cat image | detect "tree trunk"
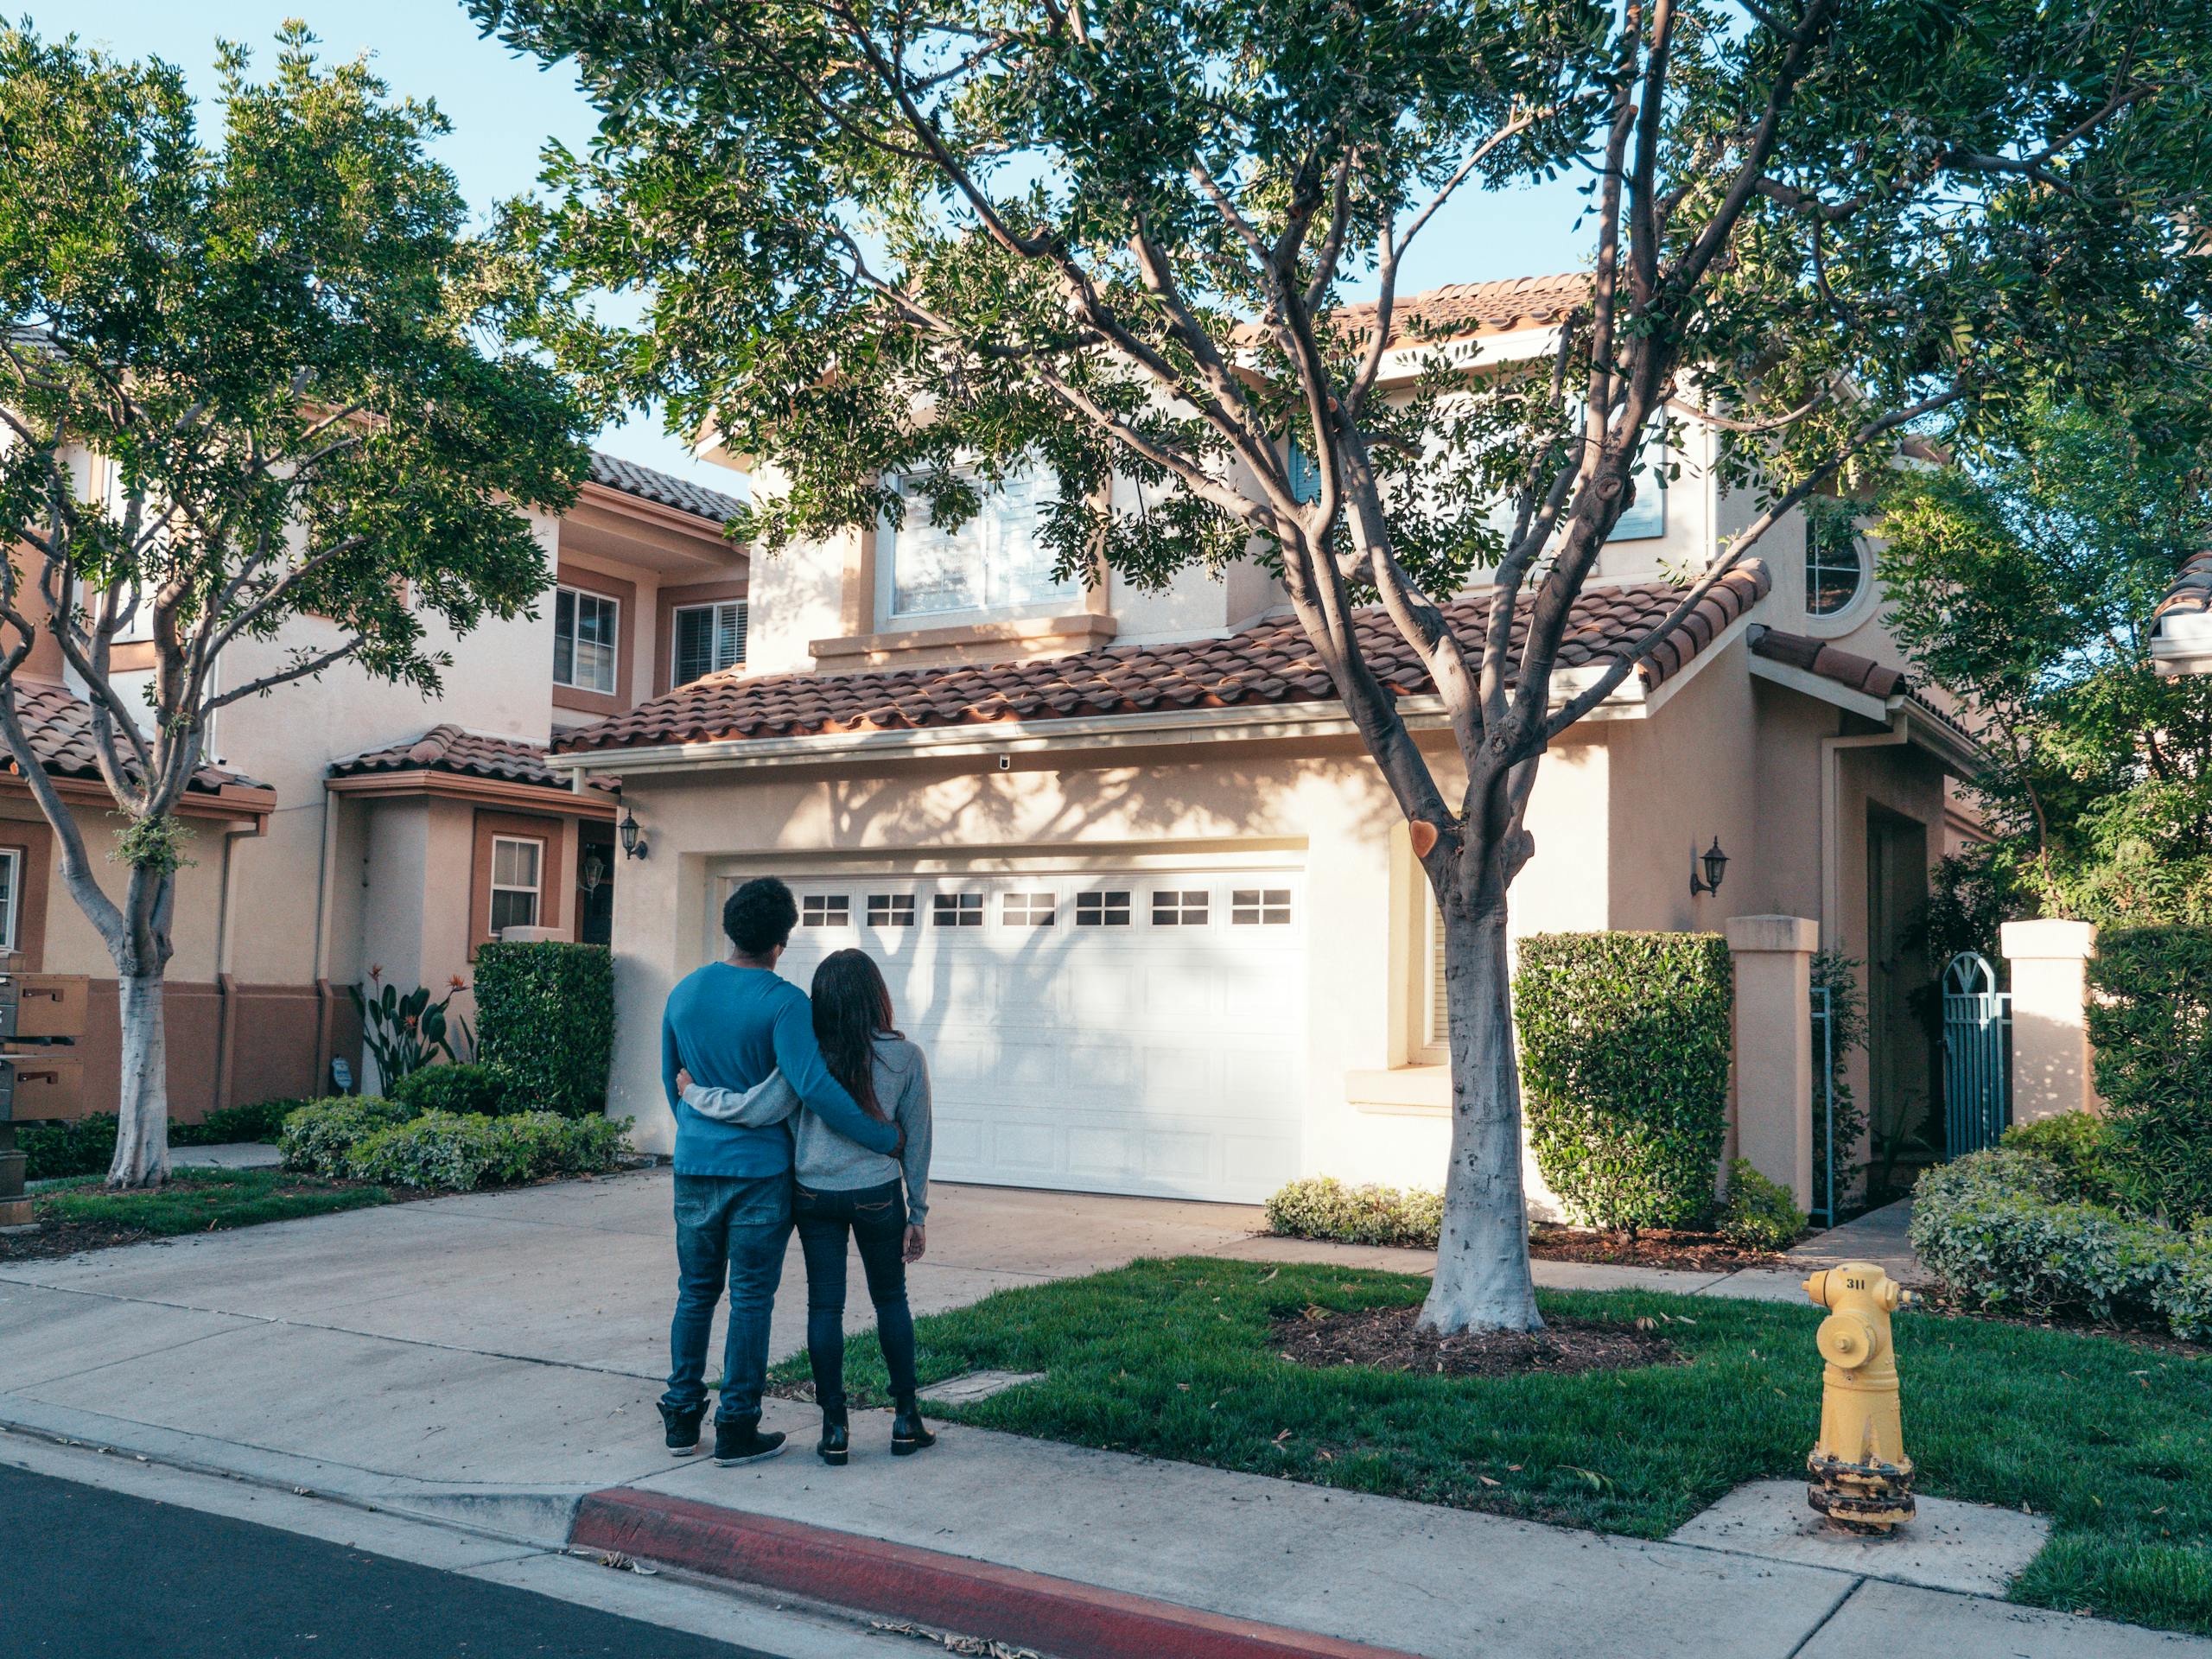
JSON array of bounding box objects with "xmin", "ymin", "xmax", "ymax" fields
[
  {"xmin": 105, "ymin": 970, "xmax": 170, "ymax": 1190},
  {"xmin": 1418, "ymin": 894, "xmax": 1543, "ymax": 1333}
]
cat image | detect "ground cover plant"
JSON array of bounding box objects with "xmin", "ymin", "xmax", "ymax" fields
[
  {"xmin": 19, "ymin": 1167, "xmax": 391, "ymax": 1249},
  {"xmin": 775, "ymin": 1256, "xmax": 2212, "ymax": 1635}
]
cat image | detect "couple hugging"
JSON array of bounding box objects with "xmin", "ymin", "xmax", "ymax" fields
[{"xmin": 656, "ymin": 875, "xmax": 935, "ymax": 1469}]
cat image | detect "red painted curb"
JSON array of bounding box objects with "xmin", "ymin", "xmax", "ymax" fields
[{"xmin": 571, "ymin": 1486, "xmax": 1421, "ymax": 1659}]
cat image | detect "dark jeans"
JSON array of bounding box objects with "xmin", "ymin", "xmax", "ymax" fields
[
  {"xmin": 663, "ymin": 1172, "xmax": 791, "ymax": 1423},
  {"xmin": 794, "ymin": 1178, "xmax": 916, "ymax": 1407}
]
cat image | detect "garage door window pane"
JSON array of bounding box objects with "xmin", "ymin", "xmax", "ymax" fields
[
  {"xmin": 933, "ymin": 893, "xmax": 984, "ymax": 926},
  {"xmin": 1151, "ymin": 890, "xmax": 1209, "ymax": 926},
  {"xmin": 1230, "ymin": 888, "xmax": 1293, "ymax": 925},
  {"xmin": 867, "ymin": 894, "xmax": 917, "ymax": 927},
  {"xmin": 801, "ymin": 894, "xmax": 850, "ymax": 928},
  {"xmin": 1075, "ymin": 891, "xmax": 1131, "ymax": 926},
  {"xmin": 1002, "ymin": 893, "xmax": 1055, "ymax": 926}
]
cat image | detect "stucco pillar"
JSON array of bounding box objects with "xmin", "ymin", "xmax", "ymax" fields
[
  {"xmin": 1726, "ymin": 915, "xmax": 1819, "ymax": 1210},
  {"xmin": 2000, "ymin": 918, "xmax": 2101, "ymax": 1122}
]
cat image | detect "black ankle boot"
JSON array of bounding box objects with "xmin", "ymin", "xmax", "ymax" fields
[
  {"xmin": 890, "ymin": 1393, "xmax": 936, "ymax": 1456},
  {"xmin": 817, "ymin": 1398, "xmax": 849, "ymax": 1466},
  {"xmin": 712, "ymin": 1414, "xmax": 786, "ymax": 1466}
]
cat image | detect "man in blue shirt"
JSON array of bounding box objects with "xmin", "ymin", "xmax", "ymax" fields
[{"xmin": 658, "ymin": 876, "xmax": 901, "ymax": 1465}]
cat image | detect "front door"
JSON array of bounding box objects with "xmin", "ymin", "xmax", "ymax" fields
[{"xmin": 1865, "ymin": 810, "xmax": 1934, "ymax": 1174}]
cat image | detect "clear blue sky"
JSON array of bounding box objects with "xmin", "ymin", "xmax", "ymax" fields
[{"xmin": 36, "ymin": 2, "xmax": 1592, "ymax": 484}]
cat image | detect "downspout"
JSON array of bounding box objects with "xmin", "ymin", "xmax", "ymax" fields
[
  {"xmin": 1819, "ymin": 711, "xmax": 1909, "ymax": 949},
  {"xmin": 311, "ymin": 783, "xmax": 342, "ymax": 1092}
]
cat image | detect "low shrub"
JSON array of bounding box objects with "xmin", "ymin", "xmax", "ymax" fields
[
  {"xmin": 1516, "ymin": 931, "xmax": 1732, "ymax": 1231},
  {"xmin": 1911, "ymin": 1148, "xmax": 2173, "ymax": 1323},
  {"xmin": 1716, "ymin": 1160, "xmax": 1807, "ymax": 1251},
  {"xmin": 2155, "ymin": 1230, "xmax": 2212, "ymax": 1344},
  {"xmin": 21, "ymin": 1116, "xmax": 118, "ymax": 1182},
  {"xmin": 2000, "ymin": 1111, "xmax": 2130, "ymax": 1209},
  {"xmin": 344, "ymin": 1109, "xmax": 630, "ymax": 1192},
  {"xmin": 473, "ymin": 941, "xmax": 613, "ymax": 1118},
  {"xmin": 391, "ymin": 1063, "xmax": 518, "ymax": 1118},
  {"xmin": 2088, "ymin": 925, "xmax": 2212, "ymax": 1225},
  {"xmin": 277, "ymin": 1096, "xmax": 414, "ymax": 1176},
  {"xmin": 1264, "ymin": 1177, "xmax": 1442, "ymax": 1249},
  {"xmin": 176, "ymin": 1097, "xmax": 310, "ymax": 1147}
]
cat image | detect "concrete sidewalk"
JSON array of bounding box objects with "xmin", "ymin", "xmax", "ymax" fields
[{"xmin": 0, "ymin": 1172, "xmax": 2161, "ymax": 1659}]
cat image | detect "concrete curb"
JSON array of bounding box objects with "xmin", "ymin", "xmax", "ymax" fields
[{"xmin": 569, "ymin": 1485, "xmax": 1424, "ymax": 1659}]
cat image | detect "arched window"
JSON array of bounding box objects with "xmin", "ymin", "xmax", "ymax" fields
[{"xmin": 1806, "ymin": 514, "xmax": 1865, "ymax": 616}]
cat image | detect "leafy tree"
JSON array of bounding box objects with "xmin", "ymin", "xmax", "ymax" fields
[
  {"xmin": 477, "ymin": 0, "xmax": 2212, "ymax": 1328},
  {"xmin": 0, "ymin": 27, "xmax": 590, "ymax": 1186},
  {"xmin": 1881, "ymin": 398, "xmax": 2212, "ymax": 929}
]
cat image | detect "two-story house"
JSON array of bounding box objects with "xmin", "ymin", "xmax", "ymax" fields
[
  {"xmin": 549, "ymin": 274, "xmax": 1980, "ymax": 1212},
  {"xmin": 3, "ymin": 451, "xmax": 745, "ymax": 1114}
]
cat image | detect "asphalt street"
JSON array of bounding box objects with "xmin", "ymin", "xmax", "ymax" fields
[{"xmin": 0, "ymin": 1464, "xmax": 791, "ymax": 1659}]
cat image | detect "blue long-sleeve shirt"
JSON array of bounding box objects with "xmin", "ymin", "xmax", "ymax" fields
[{"xmin": 660, "ymin": 962, "xmax": 899, "ymax": 1177}]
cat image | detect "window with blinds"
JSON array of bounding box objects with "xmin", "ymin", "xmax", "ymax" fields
[
  {"xmin": 674, "ymin": 601, "xmax": 747, "ymax": 685},
  {"xmin": 1426, "ymin": 899, "xmax": 1449, "ymax": 1056}
]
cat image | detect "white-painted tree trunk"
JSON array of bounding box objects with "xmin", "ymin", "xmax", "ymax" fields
[
  {"xmin": 1418, "ymin": 897, "xmax": 1543, "ymax": 1333},
  {"xmin": 105, "ymin": 971, "xmax": 170, "ymax": 1189}
]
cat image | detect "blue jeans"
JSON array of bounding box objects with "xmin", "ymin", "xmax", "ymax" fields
[
  {"xmin": 794, "ymin": 1178, "xmax": 917, "ymax": 1406},
  {"xmin": 663, "ymin": 1172, "xmax": 791, "ymax": 1423}
]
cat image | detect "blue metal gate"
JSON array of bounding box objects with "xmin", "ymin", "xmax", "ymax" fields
[{"xmin": 1942, "ymin": 952, "xmax": 2011, "ymax": 1157}]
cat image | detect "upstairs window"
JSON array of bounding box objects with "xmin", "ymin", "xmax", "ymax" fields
[
  {"xmin": 884, "ymin": 469, "xmax": 1074, "ymax": 617},
  {"xmin": 675, "ymin": 600, "xmax": 747, "ymax": 685},
  {"xmin": 0, "ymin": 847, "xmax": 19, "ymax": 953},
  {"xmin": 554, "ymin": 588, "xmax": 620, "ymax": 694},
  {"xmin": 1806, "ymin": 514, "xmax": 1866, "ymax": 616}
]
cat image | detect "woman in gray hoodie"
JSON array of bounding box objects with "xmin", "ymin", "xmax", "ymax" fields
[{"xmin": 676, "ymin": 948, "xmax": 933, "ymax": 1465}]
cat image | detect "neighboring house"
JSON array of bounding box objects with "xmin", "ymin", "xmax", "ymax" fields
[
  {"xmin": 2152, "ymin": 550, "xmax": 2212, "ymax": 676},
  {"xmin": 549, "ymin": 274, "xmax": 1980, "ymax": 1210},
  {"xmin": 2, "ymin": 451, "xmax": 744, "ymax": 1114}
]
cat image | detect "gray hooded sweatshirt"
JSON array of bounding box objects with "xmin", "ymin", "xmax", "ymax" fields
[{"xmin": 680, "ymin": 1033, "xmax": 932, "ymax": 1225}]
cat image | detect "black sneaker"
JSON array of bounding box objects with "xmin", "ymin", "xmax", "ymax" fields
[
  {"xmin": 659, "ymin": 1401, "xmax": 706, "ymax": 1458},
  {"xmin": 713, "ymin": 1415, "xmax": 787, "ymax": 1466}
]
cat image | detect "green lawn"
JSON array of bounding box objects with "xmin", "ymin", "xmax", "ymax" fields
[
  {"xmin": 30, "ymin": 1166, "xmax": 392, "ymax": 1237},
  {"xmin": 773, "ymin": 1256, "xmax": 2212, "ymax": 1637}
]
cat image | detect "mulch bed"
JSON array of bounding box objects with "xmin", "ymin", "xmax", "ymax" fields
[
  {"xmin": 1272, "ymin": 1303, "xmax": 1681, "ymax": 1378},
  {"xmin": 1527, "ymin": 1224, "xmax": 1794, "ymax": 1273}
]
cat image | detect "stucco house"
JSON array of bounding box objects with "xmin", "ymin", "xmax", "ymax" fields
[
  {"xmin": 2153, "ymin": 550, "xmax": 2212, "ymax": 676},
  {"xmin": 2, "ymin": 451, "xmax": 743, "ymax": 1114},
  {"xmin": 547, "ymin": 274, "xmax": 1980, "ymax": 1210}
]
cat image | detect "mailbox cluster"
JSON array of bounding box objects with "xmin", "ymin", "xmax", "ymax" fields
[{"xmin": 0, "ymin": 954, "xmax": 90, "ymax": 1229}]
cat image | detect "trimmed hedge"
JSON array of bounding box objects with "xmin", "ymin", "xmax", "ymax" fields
[
  {"xmin": 23, "ymin": 1097, "xmax": 313, "ymax": 1180},
  {"xmin": 2088, "ymin": 925, "xmax": 2212, "ymax": 1224},
  {"xmin": 1910, "ymin": 1147, "xmax": 2212, "ymax": 1339},
  {"xmin": 346, "ymin": 1109, "xmax": 630, "ymax": 1192},
  {"xmin": 278, "ymin": 1096, "xmax": 414, "ymax": 1176},
  {"xmin": 2000, "ymin": 1110, "xmax": 2128, "ymax": 1208},
  {"xmin": 1264, "ymin": 1177, "xmax": 1442, "ymax": 1249},
  {"xmin": 473, "ymin": 941, "xmax": 614, "ymax": 1118},
  {"xmin": 391, "ymin": 1063, "xmax": 518, "ymax": 1118},
  {"xmin": 1717, "ymin": 1160, "xmax": 1806, "ymax": 1251},
  {"xmin": 1516, "ymin": 931, "xmax": 1733, "ymax": 1230}
]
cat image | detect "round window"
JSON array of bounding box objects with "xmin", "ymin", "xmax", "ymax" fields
[{"xmin": 1805, "ymin": 516, "xmax": 1865, "ymax": 617}]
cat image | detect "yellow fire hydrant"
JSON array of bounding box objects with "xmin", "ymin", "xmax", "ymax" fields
[{"xmin": 1802, "ymin": 1261, "xmax": 1915, "ymax": 1535}]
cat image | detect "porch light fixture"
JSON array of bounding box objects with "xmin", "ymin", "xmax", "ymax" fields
[
  {"xmin": 1690, "ymin": 836, "xmax": 1729, "ymax": 898},
  {"xmin": 619, "ymin": 807, "xmax": 649, "ymax": 861}
]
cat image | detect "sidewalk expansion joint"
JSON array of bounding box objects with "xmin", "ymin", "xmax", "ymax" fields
[{"xmin": 1780, "ymin": 1576, "xmax": 1865, "ymax": 1659}]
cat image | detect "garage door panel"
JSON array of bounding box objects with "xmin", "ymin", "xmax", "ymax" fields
[{"xmin": 737, "ymin": 868, "xmax": 1303, "ymax": 1204}]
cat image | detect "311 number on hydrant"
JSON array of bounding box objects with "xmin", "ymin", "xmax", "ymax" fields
[{"xmin": 1802, "ymin": 1262, "xmax": 1915, "ymax": 1535}]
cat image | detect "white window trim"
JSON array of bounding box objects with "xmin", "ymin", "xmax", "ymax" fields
[
  {"xmin": 874, "ymin": 470, "xmax": 1077, "ymax": 626},
  {"xmin": 1418, "ymin": 897, "xmax": 1449, "ymax": 1065},
  {"xmin": 673, "ymin": 599, "xmax": 748, "ymax": 685},
  {"xmin": 0, "ymin": 846, "xmax": 20, "ymax": 954},
  {"xmin": 489, "ymin": 835, "xmax": 544, "ymax": 933},
  {"xmin": 554, "ymin": 584, "xmax": 622, "ymax": 695}
]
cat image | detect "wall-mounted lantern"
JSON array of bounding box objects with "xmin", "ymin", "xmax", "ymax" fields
[
  {"xmin": 1690, "ymin": 836, "xmax": 1729, "ymax": 898},
  {"xmin": 619, "ymin": 807, "xmax": 650, "ymax": 861}
]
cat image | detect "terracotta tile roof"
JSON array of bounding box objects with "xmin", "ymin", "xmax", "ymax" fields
[
  {"xmin": 329, "ymin": 724, "xmax": 613, "ymax": 793},
  {"xmin": 2, "ymin": 680, "xmax": 268, "ymax": 798},
  {"xmin": 1747, "ymin": 626, "xmax": 1908, "ymax": 700},
  {"xmin": 2155, "ymin": 549, "xmax": 2212, "ymax": 621},
  {"xmin": 1331, "ymin": 273, "xmax": 1590, "ymax": 346},
  {"xmin": 556, "ymin": 563, "xmax": 1771, "ymax": 756},
  {"xmin": 588, "ymin": 452, "xmax": 745, "ymax": 526}
]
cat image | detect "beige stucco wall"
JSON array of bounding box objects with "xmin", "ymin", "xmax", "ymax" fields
[{"xmin": 0, "ymin": 794, "xmax": 232, "ymax": 980}]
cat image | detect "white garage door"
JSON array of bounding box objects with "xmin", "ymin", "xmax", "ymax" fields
[{"xmin": 740, "ymin": 865, "xmax": 1306, "ymax": 1203}]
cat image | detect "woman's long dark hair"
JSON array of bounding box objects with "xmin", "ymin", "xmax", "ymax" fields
[{"xmin": 811, "ymin": 949, "xmax": 901, "ymax": 1121}]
